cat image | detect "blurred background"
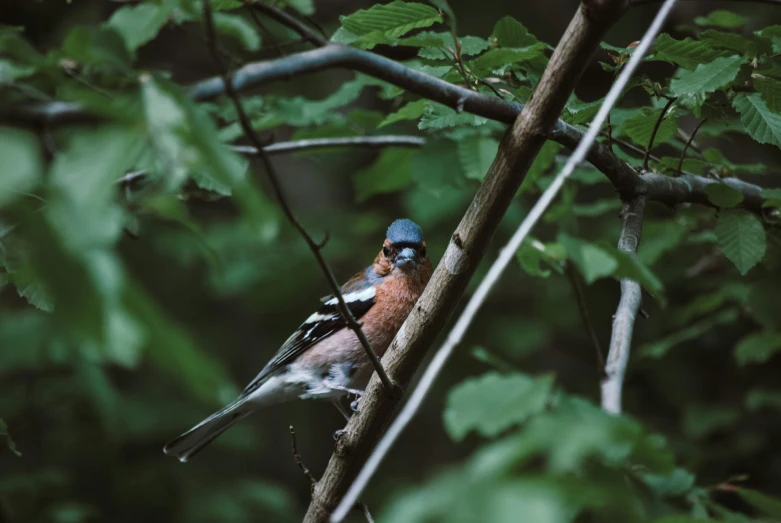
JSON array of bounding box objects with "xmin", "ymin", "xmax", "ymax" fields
[{"xmin": 2, "ymin": 1, "xmax": 781, "ymax": 522}]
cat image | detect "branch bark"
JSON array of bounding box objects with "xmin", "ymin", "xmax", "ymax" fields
[
  {"xmin": 303, "ymin": 1, "xmax": 631, "ymax": 521},
  {"xmin": 4, "ymin": 45, "xmax": 769, "ymax": 215},
  {"xmin": 601, "ymin": 197, "xmax": 646, "ymax": 414}
]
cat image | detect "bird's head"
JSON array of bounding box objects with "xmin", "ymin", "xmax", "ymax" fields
[{"xmin": 376, "ymin": 219, "xmax": 427, "ymax": 275}]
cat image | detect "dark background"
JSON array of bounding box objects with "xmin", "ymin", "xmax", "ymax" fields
[{"xmin": 2, "ymin": 1, "xmax": 781, "ymax": 522}]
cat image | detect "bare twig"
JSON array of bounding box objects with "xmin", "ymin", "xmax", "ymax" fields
[
  {"xmin": 601, "ymin": 198, "xmax": 646, "ymax": 414},
  {"xmin": 114, "ymin": 136, "xmax": 425, "ymax": 185},
  {"xmin": 201, "ymin": 0, "xmax": 395, "ymax": 391},
  {"xmin": 642, "ymin": 96, "xmax": 676, "ymax": 171},
  {"xmin": 565, "ymin": 262, "xmax": 606, "ymax": 373},
  {"xmin": 330, "ymin": 1, "xmax": 678, "ymax": 520},
  {"xmin": 606, "ymin": 111, "xmax": 613, "ymax": 153},
  {"xmin": 676, "ymin": 118, "xmax": 707, "ymax": 177},
  {"xmin": 249, "ymin": 2, "xmax": 328, "ymax": 46},
  {"xmin": 290, "ymin": 426, "xmax": 317, "ymax": 491}
]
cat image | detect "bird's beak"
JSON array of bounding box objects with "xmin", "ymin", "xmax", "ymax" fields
[{"xmin": 395, "ymin": 247, "xmax": 417, "ymax": 268}]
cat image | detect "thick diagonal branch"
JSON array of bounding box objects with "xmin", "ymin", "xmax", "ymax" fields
[
  {"xmin": 201, "ymin": 0, "xmax": 394, "ymax": 391},
  {"xmin": 601, "ymin": 198, "xmax": 646, "ymax": 414},
  {"xmin": 303, "ymin": 1, "xmax": 631, "ymax": 521}
]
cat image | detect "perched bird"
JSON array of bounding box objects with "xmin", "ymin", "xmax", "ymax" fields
[{"xmin": 164, "ymin": 219, "xmax": 433, "ymax": 462}]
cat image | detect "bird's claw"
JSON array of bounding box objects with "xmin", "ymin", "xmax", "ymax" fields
[
  {"xmin": 333, "ymin": 428, "xmax": 345, "ymax": 440},
  {"xmin": 350, "ymin": 397, "xmax": 361, "ymax": 412}
]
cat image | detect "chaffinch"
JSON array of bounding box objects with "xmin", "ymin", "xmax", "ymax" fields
[{"xmin": 164, "ymin": 219, "xmax": 433, "ymax": 462}]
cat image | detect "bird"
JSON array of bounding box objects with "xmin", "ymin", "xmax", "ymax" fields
[{"xmin": 163, "ymin": 218, "xmax": 433, "ymax": 462}]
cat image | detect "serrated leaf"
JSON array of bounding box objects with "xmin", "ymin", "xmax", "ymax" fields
[
  {"xmin": 763, "ymin": 187, "xmax": 781, "ymax": 208},
  {"xmin": 107, "ymin": 3, "xmax": 172, "ymax": 53},
  {"xmin": 715, "ymin": 208, "xmax": 767, "ymax": 275},
  {"xmin": 733, "ymin": 93, "xmax": 781, "ymax": 149},
  {"xmin": 699, "ymin": 30, "xmax": 757, "ymax": 55},
  {"xmin": 0, "ymin": 127, "xmax": 43, "ymax": 207},
  {"xmin": 652, "ymin": 34, "xmax": 731, "ymax": 70},
  {"xmin": 443, "ymin": 372, "xmax": 554, "ymax": 441},
  {"xmin": 419, "ymin": 102, "xmax": 488, "ymax": 129},
  {"xmin": 353, "ymin": 148, "xmax": 413, "ymax": 201},
  {"xmin": 213, "ymin": 12, "xmax": 261, "ymax": 51},
  {"xmin": 695, "ymin": 10, "xmax": 745, "ymax": 29},
  {"xmin": 754, "ymin": 76, "xmax": 781, "ymax": 113},
  {"xmin": 520, "ymin": 141, "xmax": 560, "ymax": 193},
  {"xmin": 623, "ymin": 108, "xmax": 679, "ymax": 148},
  {"xmin": 670, "ymin": 55, "xmax": 743, "ymax": 105},
  {"xmin": 335, "ymin": 1, "xmax": 443, "ymax": 50},
  {"xmin": 378, "ymin": 99, "xmax": 427, "ymax": 127},
  {"xmin": 0, "ymin": 418, "xmax": 21, "ymax": 457},
  {"xmin": 735, "ymin": 330, "xmax": 781, "ymax": 365},
  {"xmin": 412, "ymin": 33, "xmax": 490, "ymax": 59},
  {"xmin": 564, "ymin": 98, "xmax": 603, "ymax": 125},
  {"xmin": 491, "ymin": 16, "xmax": 540, "ymax": 48},
  {"xmin": 704, "ymin": 182, "xmax": 744, "ymax": 208},
  {"xmin": 457, "ymin": 136, "xmax": 499, "ymax": 180}
]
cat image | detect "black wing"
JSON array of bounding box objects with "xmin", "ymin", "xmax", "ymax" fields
[{"xmin": 240, "ymin": 283, "xmax": 376, "ymax": 397}]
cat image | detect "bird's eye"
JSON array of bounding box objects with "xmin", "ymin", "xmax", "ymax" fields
[
  {"xmin": 383, "ymin": 246, "xmax": 391, "ymax": 256},
  {"xmin": 420, "ymin": 247, "xmax": 427, "ymax": 257}
]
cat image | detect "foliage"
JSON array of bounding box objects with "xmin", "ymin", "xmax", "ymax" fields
[{"xmin": 1, "ymin": 1, "xmax": 780, "ymax": 523}]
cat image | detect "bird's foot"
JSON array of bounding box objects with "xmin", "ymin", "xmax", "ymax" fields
[{"xmin": 333, "ymin": 429, "xmax": 345, "ymax": 440}]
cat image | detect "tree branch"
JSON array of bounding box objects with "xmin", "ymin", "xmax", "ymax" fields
[
  {"xmin": 329, "ymin": 1, "xmax": 677, "ymax": 519},
  {"xmin": 601, "ymin": 197, "xmax": 646, "ymax": 414},
  {"xmin": 290, "ymin": 425, "xmax": 317, "ymax": 492},
  {"xmin": 676, "ymin": 118, "xmax": 706, "ymax": 177},
  {"xmin": 201, "ymin": 0, "xmax": 395, "ymax": 391},
  {"xmin": 4, "ymin": 43, "xmax": 769, "ymax": 216},
  {"xmin": 643, "ymin": 96, "xmax": 676, "ymax": 171}
]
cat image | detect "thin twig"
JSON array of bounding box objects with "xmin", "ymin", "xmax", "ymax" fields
[
  {"xmin": 330, "ymin": 1, "xmax": 678, "ymax": 519},
  {"xmin": 606, "ymin": 111, "xmax": 613, "ymax": 153},
  {"xmin": 290, "ymin": 426, "xmax": 317, "ymax": 491},
  {"xmin": 565, "ymin": 262, "xmax": 606, "ymax": 373},
  {"xmin": 642, "ymin": 97, "xmax": 676, "ymax": 171},
  {"xmin": 201, "ymin": 0, "xmax": 395, "ymax": 391},
  {"xmin": 676, "ymin": 118, "xmax": 707, "ymax": 177},
  {"xmin": 249, "ymin": 2, "xmax": 328, "ymax": 46},
  {"xmin": 355, "ymin": 503, "xmax": 375, "ymax": 523},
  {"xmin": 114, "ymin": 136, "xmax": 425, "ymax": 185},
  {"xmin": 245, "ymin": 4, "xmax": 286, "ymax": 57},
  {"xmin": 601, "ymin": 198, "xmax": 646, "ymax": 414}
]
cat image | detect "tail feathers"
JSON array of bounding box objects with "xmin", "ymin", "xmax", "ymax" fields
[{"xmin": 164, "ymin": 400, "xmax": 250, "ymax": 462}]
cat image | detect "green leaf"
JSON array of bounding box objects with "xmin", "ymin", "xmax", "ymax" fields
[
  {"xmin": 378, "ymin": 99, "xmax": 427, "ymax": 127},
  {"xmin": 520, "ymin": 141, "xmax": 561, "ymax": 193},
  {"xmin": 457, "ymin": 136, "xmax": 499, "ymax": 180},
  {"xmin": 62, "ymin": 26, "xmax": 131, "ymax": 68},
  {"xmin": 735, "ymin": 330, "xmax": 781, "ymax": 365},
  {"xmin": 466, "ymin": 44, "xmax": 546, "ymax": 74},
  {"xmin": 735, "ymin": 488, "xmax": 781, "ymax": 517},
  {"xmin": 652, "ymin": 34, "xmax": 731, "ymax": 70},
  {"xmin": 754, "ymin": 76, "xmax": 781, "ymax": 113},
  {"xmin": 443, "ymin": 372, "xmax": 554, "ymax": 441},
  {"xmin": 763, "ymin": 187, "xmax": 781, "ymax": 208},
  {"xmin": 733, "ymin": 93, "xmax": 781, "ymax": 149},
  {"xmin": 700, "ymin": 30, "xmax": 757, "ymax": 55},
  {"xmin": 0, "ymin": 418, "xmax": 21, "ymax": 457},
  {"xmin": 695, "ymin": 10, "xmax": 745, "ymax": 29},
  {"xmin": 106, "ymin": 3, "xmax": 172, "ymax": 53},
  {"xmin": 213, "ymin": 12, "xmax": 261, "ymax": 51},
  {"xmin": 419, "ymin": 102, "xmax": 488, "ymax": 129},
  {"xmin": 704, "ymin": 182, "xmax": 744, "ymax": 208},
  {"xmin": 715, "ymin": 209, "xmax": 767, "ymax": 275},
  {"xmin": 334, "ymin": 1, "xmax": 443, "ymax": 50},
  {"xmin": 623, "ymin": 108, "xmax": 679, "ymax": 148},
  {"xmin": 0, "ymin": 127, "xmax": 43, "ymax": 207},
  {"xmin": 559, "ymin": 234, "xmax": 664, "ymax": 300},
  {"xmin": 413, "ymin": 33, "xmax": 490, "ymax": 59},
  {"xmin": 670, "ymin": 55, "xmax": 743, "ymax": 104},
  {"xmin": 746, "ymin": 388, "xmax": 781, "ymax": 411},
  {"xmin": 353, "ymin": 148, "xmax": 413, "ymax": 201},
  {"xmin": 558, "ymin": 234, "xmax": 617, "ymax": 284},
  {"xmin": 563, "ymin": 98, "xmax": 603, "ymax": 125},
  {"xmin": 491, "ymin": 16, "xmax": 540, "ymax": 48},
  {"xmin": 683, "ymin": 404, "xmax": 740, "ymax": 439}
]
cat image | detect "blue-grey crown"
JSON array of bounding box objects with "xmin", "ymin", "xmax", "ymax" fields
[{"xmin": 387, "ymin": 219, "xmax": 423, "ymax": 245}]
